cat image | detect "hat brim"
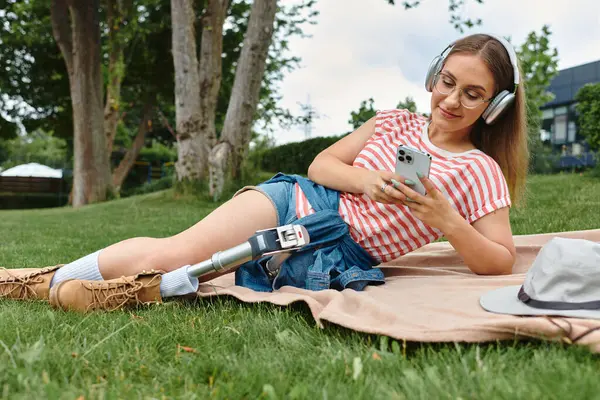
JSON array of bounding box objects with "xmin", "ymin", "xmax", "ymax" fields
[{"xmin": 480, "ymin": 285, "xmax": 600, "ymax": 320}]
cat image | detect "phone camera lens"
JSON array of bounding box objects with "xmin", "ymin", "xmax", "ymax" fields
[
  {"xmin": 399, "ymin": 150, "xmax": 405, "ymax": 156},
  {"xmin": 398, "ymin": 156, "xmax": 405, "ymax": 162},
  {"xmin": 406, "ymin": 156, "xmax": 412, "ymax": 162}
]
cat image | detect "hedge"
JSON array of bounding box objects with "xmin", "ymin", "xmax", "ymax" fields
[{"xmin": 257, "ymin": 134, "xmax": 345, "ymax": 174}]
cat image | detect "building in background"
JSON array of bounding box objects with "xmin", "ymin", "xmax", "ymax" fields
[{"xmin": 540, "ymin": 59, "xmax": 600, "ymax": 156}]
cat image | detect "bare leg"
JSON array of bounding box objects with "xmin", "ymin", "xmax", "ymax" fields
[{"xmin": 98, "ymin": 190, "xmax": 277, "ymax": 280}]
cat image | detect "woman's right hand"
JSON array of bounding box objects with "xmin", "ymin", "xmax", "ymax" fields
[{"xmin": 361, "ymin": 170, "xmax": 415, "ymax": 204}]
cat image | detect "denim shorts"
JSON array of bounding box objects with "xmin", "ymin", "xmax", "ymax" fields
[
  {"xmin": 233, "ymin": 173, "xmax": 385, "ymax": 292},
  {"xmin": 234, "ymin": 180, "xmax": 298, "ymax": 227}
]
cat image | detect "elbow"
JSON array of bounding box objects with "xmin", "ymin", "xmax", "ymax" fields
[
  {"xmin": 307, "ymin": 154, "xmax": 323, "ymax": 182},
  {"xmin": 472, "ymin": 265, "xmax": 512, "ymax": 276},
  {"xmin": 471, "ymin": 253, "xmax": 515, "ymax": 276}
]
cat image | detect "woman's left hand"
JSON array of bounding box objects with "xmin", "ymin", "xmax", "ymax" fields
[{"xmin": 392, "ymin": 175, "xmax": 461, "ymax": 232}]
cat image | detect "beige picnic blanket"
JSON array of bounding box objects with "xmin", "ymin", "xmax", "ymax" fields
[{"xmin": 197, "ymin": 229, "xmax": 600, "ymax": 352}]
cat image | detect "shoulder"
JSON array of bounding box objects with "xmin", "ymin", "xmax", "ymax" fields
[
  {"xmin": 462, "ymin": 151, "xmax": 510, "ymax": 199},
  {"xmin": 467, "ymin": 152, "xmax": 505, "ymax": 179},
  {"xmin": 374, "ymin": 109, "xmax": 427, "ymax": 136}
]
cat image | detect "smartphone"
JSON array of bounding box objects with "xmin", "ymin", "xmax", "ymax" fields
[{"xmin": 394, "ymin": 144, "xmax": 432, "ymax": 197}]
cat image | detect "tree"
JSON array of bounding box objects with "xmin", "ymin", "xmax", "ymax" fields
[
  {"xmin": 50, "ymin": 0, "xmax": 112, "ymax": 206},
  {"xmin": 514, "ymin": 25, "xmax": 559, "ymax": 146},
  {"xmin": 348, "ymin": 96, "xmax": 418, "ymax": 129},
  {"xmin": 1, "ymin": 129, "xmax": 67, "ymax": 170},
  {"xmin": 575, "ymin": 83, "xmax": 600, "ymax": 151},
  {"xmin": 208, "ymin": 0, "xmax": 279, "ymax": 199},
  {"xmin": 386, "ymin": 0, "xmax": 484, "ymax": 32},
  {"xmin": 396, "ymin": 96, "xmax": 417, "ymax": 113},
  {"xmin": 170, "ymin": 0, "xmax": 219, "ymax": 182},
  {"xmin": 1, "ymin": 0, "xmax": 314, "ymax": 202},
  {"xmin": 348, "ymin": 98, "xmax": 376, "ymax": 129}
]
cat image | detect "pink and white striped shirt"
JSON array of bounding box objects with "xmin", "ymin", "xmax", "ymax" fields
[{"xmin": 295, "ymin": 109, "xmax": 511, "ymax": 262}]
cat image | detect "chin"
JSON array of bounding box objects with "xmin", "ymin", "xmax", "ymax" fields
[{"xmin": 432, "ymin": 107, "xmax": 475, "ymax": 131}]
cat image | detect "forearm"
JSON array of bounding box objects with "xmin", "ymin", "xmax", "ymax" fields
[
  {"xmin": 442, "ymin": 214, "xmax": 514, "ymax": 275},
  {"xmin": 307, "ymin": 153, "xmax": 371, "ymax": 194}
]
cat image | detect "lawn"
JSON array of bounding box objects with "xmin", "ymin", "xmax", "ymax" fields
[{"xmin": 1, "ymin": 173, "xmax": 600, "ymax": 399}]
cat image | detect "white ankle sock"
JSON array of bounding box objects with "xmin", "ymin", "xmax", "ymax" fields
[
  {"xmin": 50, "ymin": 250, "xmax": 104, "ymax": 288},
  {"xmin": 159, "ymin": 266, "xmax": 199, "ymax": 298}
]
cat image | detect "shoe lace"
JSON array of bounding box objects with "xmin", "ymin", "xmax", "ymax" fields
[
  {"xmin": 87, "ymin": 274, "xmax": 162, "ymax": 312},
  {"xmin": 0, "ymin": 268, "xmax": 47, "ymax": 299}
]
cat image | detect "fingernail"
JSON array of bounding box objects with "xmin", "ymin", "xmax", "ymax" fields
[
  {"xmin": 404, "ymin": 179, "xmax": 416, "ymax": 186},
  {"xmin": 391, "ymin": 179, "xmax": 401, "ymax": 188},
  {"xmin": 416, "ymin": 172, "xmax": 424, "ymax": 178}
]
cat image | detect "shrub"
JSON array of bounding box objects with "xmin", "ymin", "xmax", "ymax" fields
[{"xmin": 257, "ymin": 135, "xmax": 344, "ymax": 174}]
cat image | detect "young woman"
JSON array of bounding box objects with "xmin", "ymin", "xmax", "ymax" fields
[{"xmin": 0, "ymin": 33, "xmax": 528, "ymax": 312}]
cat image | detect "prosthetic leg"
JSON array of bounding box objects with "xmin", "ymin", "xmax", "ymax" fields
[{"xmin": 187, "ymin": 224, "xmax": 310, "ymax": 280}]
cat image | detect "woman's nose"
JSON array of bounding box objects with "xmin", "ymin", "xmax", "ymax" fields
[{"xmin": 444, "ymin": 88, "xmax": 461, "ymax": 108}]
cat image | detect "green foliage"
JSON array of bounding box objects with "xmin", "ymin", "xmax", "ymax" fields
[
  {"xmin": 514, "ymin": 26, "xmax": 559, "ymax": 163},
  {"xmin": 0, "ymin": 115, "xmax": 18, "ymax": 141},
  {"xmin": 348, "ymin": 98, "xmax": 377, "ymax": 130},
  {"xmin": 0, "ymin": 0, "xmax": 72, "ymax": 143},
  {"xmin": 575, "ymin": 82, "xmax": 600, "ymax": 151},
  {"xmin": 529, "ymin": 145, "xmax": 561, "ymax": 175},
  {"xmin": 120, "ymin": 175, "xmax": 174, "ymax": 198},
  {"xmin": 386, "ymin": 0, "xmax": 484, "ymax": 32},
  {"xmin": 396, "ymin": 96, "xmax": 418, "ymax": 113},
  {"xmin": 258, "ymin": 135, "xmax": 343, "ymax": 174},
  {"xmin": 348, "ymin": 96, "xmax": 418, "ymax": 130},
  {"xmin": 138, "ymin": 139, "xmax": 177, "ymax": 163},
  {"xmin": 0, "ymin": 130, "xmax": 68, "ymax": 170},
  {"xmin": 0, "ymin": 0, "xmax": 318, "ymax": 148},
  {"xmin": 588, "ymin": 159, "xmax": 600, "ymax": 178}
]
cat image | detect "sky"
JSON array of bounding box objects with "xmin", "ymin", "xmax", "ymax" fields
[{"xmin": 271, "ymin": 0, "xmax": 600, "ymax": 144}]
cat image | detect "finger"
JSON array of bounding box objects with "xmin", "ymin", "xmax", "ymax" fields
[
  {"xmin": 386, "ymin": 183, "xmax": 408, "ymax": 202},
  {"xmin": 377, "ymin": 182, "xmax": 395, "ymax": 204},
  {"xmin": 396, "ymin": 182, "xmax": 428, "ymax": 204},
  {"xmin": 389, "ymin": 179, "xmax": 416, "ymax": 198},
  {"xmin": 402, "ymin": 199, "xmax": 425, "ymax": 211},
  {"xmin": 418, "ymin": 174, "xmax": 440, "ymax": 197},
  {"xmin": 391, "ymin": 177, "xmax": 416, "ymax": 187}
]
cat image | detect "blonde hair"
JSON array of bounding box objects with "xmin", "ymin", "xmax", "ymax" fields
[{"xmin": 447, "ymin": 34, "xmax": 529, "ymax": 206}]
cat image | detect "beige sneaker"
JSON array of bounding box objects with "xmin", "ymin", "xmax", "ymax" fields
[
  {"xmin": 49, "ymin": 269, "xmax": 164, "ymax": 313},
  {"xmin": 0, "ymin": 265, "xmax": 63, "ymax": 301}
]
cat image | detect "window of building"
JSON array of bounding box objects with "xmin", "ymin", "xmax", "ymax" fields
[
  {"xmin": 542, "ymin": 109, "xmax": 554, "ymax": 119},
  {"xmin": 554, "ymin": 114, "xmax": 567, "ymax": 144},
  {"xmin": 569, "ymin": 102, "xmax": 578, "ymax": 115},
  {"xmin": 568, "ymin": 121, "xmax": 577, "ymax": 143},
  {"xmin": 554, "ymin": 106, "xmax": 568, "ymax": 116}
]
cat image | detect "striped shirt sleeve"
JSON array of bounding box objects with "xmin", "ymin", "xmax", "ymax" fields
[{"xmin": 465, "ymin": 155, "xmax": 512, "ymax": 224}]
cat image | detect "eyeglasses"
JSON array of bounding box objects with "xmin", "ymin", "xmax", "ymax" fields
[{"xmin": 433, "ymin": 72, "xmax": 492, "ymax": 109}]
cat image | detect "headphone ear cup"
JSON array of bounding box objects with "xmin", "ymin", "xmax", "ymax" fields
[
  {"xmin": 482, "ymin": 90, "xmax": 515, "ymax": 125},
  {"xmin": 425, "ymin": 56, "xmax": 444, "ymax": 92}
]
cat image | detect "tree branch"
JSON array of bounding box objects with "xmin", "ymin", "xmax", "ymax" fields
[
  {"xmin": 157, "ymin": 109, "xmax": 177, "ymax": 139},
  {"xmin": 50, "ymin": 0, "xmax": 74, "ymax": 76}
]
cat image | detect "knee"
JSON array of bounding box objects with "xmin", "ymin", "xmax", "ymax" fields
[{"xmin": 139, "ymin": 236, "xmax": 194, "ymax": 272}]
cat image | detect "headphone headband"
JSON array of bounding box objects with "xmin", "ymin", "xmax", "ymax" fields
[
  {"xmin": 425, "ymin": 33, "xmax": 521, "ymax": 125},
  {"xmin": 444, "ymin": 34, "xmax": 520, "ymax": 90},
  {"xmin": 484, "ymin": 34, "xmax": 520, "ymax": 88}
]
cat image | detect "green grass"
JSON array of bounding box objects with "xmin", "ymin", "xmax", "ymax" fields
[{"xmin": 1, "ymin": 172, "xmax": 600, "ymax": 399}]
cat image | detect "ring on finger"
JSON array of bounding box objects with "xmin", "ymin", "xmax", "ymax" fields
[{"xmin": 380, "ymin": 182, "xmax": 389, "ymax": 193}]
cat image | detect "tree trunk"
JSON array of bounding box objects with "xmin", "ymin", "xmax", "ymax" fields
[
  {"xmin": 198, "ymin": 0, "xmax": 229, "ymax": 155},
  {"xmin": 51, "ymin": 0, "xmax": 112, "ymax": 207},
  {"xmin": 209, "ymin": 0, "xmax": 278, "ymax": 200},
  {"xmin": 171, "ymin": 0, "xmax": 205, "ymax": 181},
  {"xmin": 112, "ymin": 97, "xmax": 155, "ymax": 190},
  {"xmin": 104, "ymin": 0, "xmax": 132, "ymax": 156}
]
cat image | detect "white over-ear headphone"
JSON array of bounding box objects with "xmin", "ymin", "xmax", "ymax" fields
[{"xmin": 424, "ymin": 34, "xmax": 520, "ymax": 125}]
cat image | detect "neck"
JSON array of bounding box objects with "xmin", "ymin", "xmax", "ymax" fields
[{"xmin": 428, "ymin": 122, "xmax": 474, "ymax": 152}]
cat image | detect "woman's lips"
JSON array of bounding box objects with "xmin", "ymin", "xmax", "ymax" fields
[{"xmin": 439, "ymin": 107, "xmax": 460, "ymax": 119}]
